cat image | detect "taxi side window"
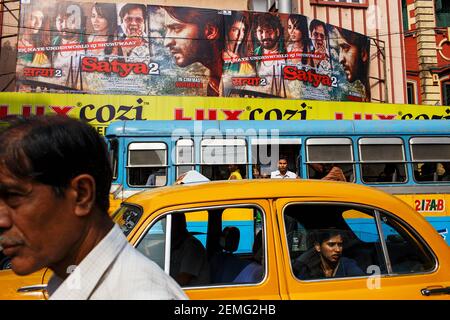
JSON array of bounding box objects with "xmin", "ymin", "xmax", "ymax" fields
[
  {"xmin": 136, "ymin": 218, "xmax": 167, "ymax": 270},
  {"xmin": 378, "ymin": 214, "xmax": 435, "ymax": 274},
  {"xmin": 136, "ymin": 205, "xmax": 265, "ymax": 287},
  {"xmin": 284, "ymin": 203, "xmax": 436, "ymax": 282}
]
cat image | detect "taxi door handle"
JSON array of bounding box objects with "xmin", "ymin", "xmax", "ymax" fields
[
  {"xmin": 421, "ymin": 286, "xmax": 450, "ymax": 296},
  {"xmin": 17, "ymin": 284, "xmax": 48, "ymax": 293}
]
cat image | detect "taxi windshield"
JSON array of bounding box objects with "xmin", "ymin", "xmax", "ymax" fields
[{"xmin": 112, "ymin": 204, "xmax": 143, "ymax": 236}]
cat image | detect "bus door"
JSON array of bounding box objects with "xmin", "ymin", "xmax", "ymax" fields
[{"xmin": 250, "ymin": 138, "xmax": 301, "ymax": 178}]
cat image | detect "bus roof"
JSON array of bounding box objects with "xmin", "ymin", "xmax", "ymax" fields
[{"xmin": 105, "ymin": 120, "xmax": 450, "ymax": 137}]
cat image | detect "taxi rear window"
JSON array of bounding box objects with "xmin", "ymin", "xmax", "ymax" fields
[{"xmin": 112, "ymin": 204, "xmax": 143, "ymax": 236}]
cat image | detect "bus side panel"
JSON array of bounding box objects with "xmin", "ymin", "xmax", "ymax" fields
[{"xmin": 395, "ymin": 194, "xmax": 450, "ymax": 245}]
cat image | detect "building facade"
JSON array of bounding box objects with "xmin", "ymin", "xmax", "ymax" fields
[
  {"xmin": 1, "ymin": 0, "xmax": 407, "ymax": 104},
  {"xmin": 403, "ymin": 0, "xmax": 450, "ymax": 105}
]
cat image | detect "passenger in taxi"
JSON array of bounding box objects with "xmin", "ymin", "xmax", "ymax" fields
[
  {"xmin": 294, "ymin": 229, "xmax": 364, "ymax": 280},
  {"xmin": 233, "ymin": 230, "xmax": 264, "ymax": 283},
  {"xmin": 0, "ymin": 116, "xmax": 186, "ymax": 299},
  {"xmin": 170, "ymin": 213, "xmax": 210, "ymax": 286}
]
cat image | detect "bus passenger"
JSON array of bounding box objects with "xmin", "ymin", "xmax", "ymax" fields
[
  {"xmin": 415, "ymin": 163, "xmax": 437, "ymax": 182},
  {"xmin": 441, "ymin": 162, "xmax": 450, "ymax": 181},
  {"xmin": 309, "ymin": 163, "xmax": 346, "ymax": 182},
  {"xmin": 271, "ymin": 156, "xmax": 298, "ymax": 179},
  {"xmin": 293, "ymin": 229, "xmax": 364, "ymax": 280},
  {"xmin": 252, "ymin": 165, "xmax": 261, "ymax": 179},
  {"xmin": 377, "ymin": 163, "xmax": 401, "ymax": 182},
  {"xmin": 228, "ymin": 164, "xmax": 243, "ymax": 180}
]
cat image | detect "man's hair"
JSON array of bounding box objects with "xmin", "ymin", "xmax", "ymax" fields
[
  {"xmin": 337, "ymin": 27, "xmax": 370, "ymax": 94},
  {"xmin": 309, "ymin": 19, "xmax": 328, "ymax": 37},
  {"xmin": 255, "ymin": 12, "xmax": 282, "ymax": 34},
  {"xmin": 313, "ymin": 229, "xmax": 343, "ymax": 246},
  {"xmin": 0, "ymin": 116, "xmax": 112, "ymax": 213},
  {"xmin": 163, "ymin": 6, "xmax": 222, "ymax": 33},
  {"xmin": 337, "ymin": 27, "xmax": 370, "ymax": 55},
  {"xmin": 54, "ymin": 2, "xmax": 86, "ymax": 43},
  {"xmin": 119, "ymin": 3, "xmax": 146, "ymax": 19},
  {"xmin": 279, "ymin": 155, "xmax": 289, "ymax": 162},
  {"xmin": 163, "ymin": 6, "xmax": 224, "ymax": 59}
]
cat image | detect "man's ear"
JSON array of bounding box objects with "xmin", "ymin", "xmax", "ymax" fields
[
  {"xmin": 361, "ymin": 48, "xmax": 368, "ymax": 63},
  {"xmin": 70, "ymin": 174, "xmax": 96, "ymax": 217},
  {"xmin": 204, "ymin": 23, "xmax": 219, "ymax": 40}
]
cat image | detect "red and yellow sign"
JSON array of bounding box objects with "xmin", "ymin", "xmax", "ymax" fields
[{"xmin": 1, "ymin": 92, "xmax": 449, "ymax": 135}]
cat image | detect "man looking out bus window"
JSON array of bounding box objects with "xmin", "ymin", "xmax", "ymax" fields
[{"xmin": 271, "ymin": 156, "xmax": 297, "ymax": 179}]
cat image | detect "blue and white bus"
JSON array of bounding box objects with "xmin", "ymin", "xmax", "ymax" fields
[{"xmin": 106, "ymin": 120, "xmax": 450, "ymax": 244}]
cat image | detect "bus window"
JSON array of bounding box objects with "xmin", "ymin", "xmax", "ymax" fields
[
  {"xmin": 251, "ymin": 138, "xmax": 301, "ymax": 178},
  {"xmin": 200, "ymin": 139, "xmax": 247, "ymax": 180},
  {"xmin": 359, "ymin": 138, "xmax": 407, "ymax": 183},
  {"xmin": 127, "ymin": 142, "xmax": 167, "ymax": 187},
  {"xmin": 176, "ymin": 139, "xmax": 194, "ymax": 178},
  {"xmin": 410, "ymin": 137, "xmax": 450, "ymax": 183},
  {"xmin": 306, "ymin": 138, "xmax": 354, "ymax": 182},
  {"xmin": 440, "ymin": 162, "xmax": 450, "ymax": 181}
]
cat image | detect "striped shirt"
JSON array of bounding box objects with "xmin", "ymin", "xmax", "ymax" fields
[{"xmin": 48, "ymin": 224, "xmax": 187, "ymax": 300}]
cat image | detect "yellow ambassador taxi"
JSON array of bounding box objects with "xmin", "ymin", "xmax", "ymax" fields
[{"xmin": 1, "ymin": 179, "xmax": 450, "ymax": 299}]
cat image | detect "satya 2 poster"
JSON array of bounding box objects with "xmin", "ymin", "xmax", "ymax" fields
[{"xmin": 16, "ymin": 1, "xmax": 371, "ymax": 102}]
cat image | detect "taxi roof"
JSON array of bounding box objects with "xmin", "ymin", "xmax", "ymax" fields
[{"xmin": 124, "ymin": 179, "xmax": 418, "ymax": 221}]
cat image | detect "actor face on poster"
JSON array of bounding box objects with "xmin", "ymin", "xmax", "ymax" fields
[
  {"xmin": 87, "ymin": 3, "xmax": 118, "ymax": 56},
  {"xmin": 162, "ymin": 6, "xmax": 224, "ymax": 96},
  {"xmin": 309, "ymin": 19, "xmax": 331, "ymax": 72},
  {"xmin": 222, "ymin": 12, "xmax": 254, "ymax": 75},
  {"xmin": 286, "ymin": 14, "xmax": 313, "ymax": 66},
  {"xmin": 336, "ymin": 27, "xmax": 371, "ymax": 101}
]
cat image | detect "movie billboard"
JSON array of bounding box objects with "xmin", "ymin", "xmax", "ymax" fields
[{"xmin": 16, "ymin": 1, "xmax": 371, "ymax": 102}]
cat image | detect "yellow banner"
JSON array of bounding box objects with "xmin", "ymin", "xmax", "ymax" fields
[{"xmin": 1, "ymin": 93, "xmax": 449, "ymax": 135}]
